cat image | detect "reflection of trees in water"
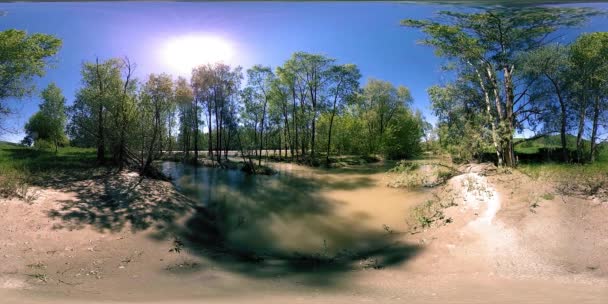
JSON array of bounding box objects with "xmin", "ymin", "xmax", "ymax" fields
[{"xmin": 48, "ymin": 162, "xmax": 423, "ymax": 286}]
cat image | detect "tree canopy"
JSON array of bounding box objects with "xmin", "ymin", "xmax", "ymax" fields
[
  {"xmin": 0, "ymin": 29, "xmax": 61, "ymax": 132},
  {"xmin": 403, "ymin": 6, "xmax": 601, "ymax": 166}
]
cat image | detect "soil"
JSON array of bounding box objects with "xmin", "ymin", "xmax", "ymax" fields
[{"xmin": 1, "ymin": 163, "xmax": 607, "ymax": 303}]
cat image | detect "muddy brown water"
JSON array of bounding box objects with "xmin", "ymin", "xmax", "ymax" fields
[{"xmin": 160, "ymin": 161, "xmax": 431, "ymax": 256}]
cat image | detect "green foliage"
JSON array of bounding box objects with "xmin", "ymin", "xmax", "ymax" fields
[
  {"xmin": 541, "ymin": 193, "xmax": 555, "ymax": 200},
  {"xmin": 24, "ymin": 83, "xmax": 68, "ymax": 151},
  {"xmin": 0, "ymin": 142, "xmax": 96, "ymax": 198},
  {"xmin": 388, "ymin": 160, "xmax": 419, "ymax": 173},
  {"xmin": 403, "ymin": 7, "xmax": 598, "ymax": 166},
  {"xmin": 379, "ymin": 111, "xmax": 423, "ymax": 160},
  {"xmin": 0, "ymin": 30, "xmax": 61, "ymax": 131},
  {"xmin": 410, "ymin": 198, "xmax": 455, "ymax": 230}
]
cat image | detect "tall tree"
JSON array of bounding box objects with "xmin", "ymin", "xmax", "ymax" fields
[
  {"xmin": 360, "ymin": 79, "xmax": 413, "ymax": 153},
  {"xmin": 325, "ymin": 63, "xmax": 360, "ymax": 165},
  {"xmin": 70, "ymin": 58, "xmax": 124, "ymax": 164},
  {"xmin": 36, "ymin": 83, "xmax": 67, "ymax": 151},
  {"xmin": 403, "ymin": 7, "xmax": 597, "ymax": 166},
  {"xmin": 175, "ymin": 77, "xmax": 195, "ymax": 158},
  {"xmin": 519, "ymin": 44, "xmax": 572, "ymax": 162},
  {"xmin": 140, "ymin": 73, "xmax": 174, "ymax": 173},
  {"xmin": 570, "ymin": 32, "xmax": 608, "ymax": 162},
  {"xmin": 245, "ymin": 65, "xmax": 275, "ymax": 166}
]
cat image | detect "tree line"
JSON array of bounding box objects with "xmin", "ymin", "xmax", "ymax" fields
[
  {"xmin": 19, "ymin": 48, "xmax": 424, "ymax": 173},
  {"xmin": 404, "ymin": 6, "xmax": 607, "ymax": 166}
]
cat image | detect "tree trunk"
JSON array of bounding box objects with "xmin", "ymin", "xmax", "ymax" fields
[
  {"xmin": 292, "ymin": 88, "xmax": 299, "ymax": 161},
  {"xmin": 474, "ymin": 64, "xmax": 502, "ymax": 166},
  {"xmin": 193, "ymin": 99, "xmax": 199, "ymax": 162},
  {"xmin": 590, "ymin": 95, "xmax": 601, "ymax": 162},
  {"xmin": 207, "ymin": 103, "xmax": 213, "ymax": 159},
  {"xmin": 576, "ymin": 94, "xmax": 587, "ymax": 163},
  {"xmin": 502, "ymin": 66, "xmax": 516, "ymax": 167},
  {"xmin": 95, "ymin": 58, "xmax": 105, "ymax": 165},
  {"xmin": 259, "ymin": 97, "xmax": 268, "ymax": 167},
  {"xmin": 97, "ymin": 103, "xmax": 105, "ymax": 164}
]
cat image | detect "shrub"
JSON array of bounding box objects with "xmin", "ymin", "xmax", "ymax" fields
[{"xmin": 0, "ymin": 166, "xmax": 31, "ymax": 199}]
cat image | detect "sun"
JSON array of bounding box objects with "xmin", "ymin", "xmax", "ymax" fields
[{"xmin": 161, "ymin": 35, "xmax": 234, "ymax": 75}]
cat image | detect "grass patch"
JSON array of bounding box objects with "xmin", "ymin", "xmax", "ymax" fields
[
  {"xmin": 388, "ymin": 160, "xmax": 420, "ymax": 173},
  {"xmin": 0, "ymin": 142, "xmax": 98, "ymax": 197},
  {"xmin": 387, "ymin": 161, "xmax": 458, "ymax": 188},
  {"xmin": 519, "ymin": 160, "xmax": 608, "ymax": 200},
  {"xmin": 408, "ymin": 198, "xmax": 457, "ymax": 231},
  {"xmin": 541, "ymin": 193, "xmax": 555, "ymax": 200}
]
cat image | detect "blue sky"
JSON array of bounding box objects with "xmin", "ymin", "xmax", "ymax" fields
[{"xmin": 1, "ymin": 1, "xmax": 607, "ymax": 142}]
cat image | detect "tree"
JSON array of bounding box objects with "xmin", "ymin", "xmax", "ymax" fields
[
  {"xmin": 570, "ymin": 32, "xmax": 608, "ymax": 162},
  {"xmin": 0, "ymin": 29, "xmax": 61, "ymax": 132},
  {"xmin": 68, "ymin": 58, "xmax": 135, "ymax": 165},
  {"xmin": 175, "ymin": 77, "xmax": 195, "ymax": 158},
  {"xmin": 360, "ymin": 79, "xmax": 413, "ymax": 153},
  {"xmin": 325, "ymin": 64, "xmax": 360, "ymax": 165},
  {"xmin": 403, "ymin": 7, "xmax": 597, "ymax": 166},
  {"xmin": 380, "ymin": 110, "xmax": 423, "ymax": 159},
  {"xmin": 245, "ymin": 65, "xmax": 274, "ymax": 166},
  {"xmin": 24, "ymin": 83, "xmax": 68, "ymax": 152},
  {"xmin": 140, "ymin": 73, "xmax": 174, "ymax": 174},
  {"xmin": 519, "ymin": 44, "xmax": 572, "ymax": 162},
  {"xmin": 428, "ymin": 76, "xmax": 494, "ymax": 163}
]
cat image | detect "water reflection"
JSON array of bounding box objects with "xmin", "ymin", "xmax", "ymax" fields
[{"xmin": 157, "ymin": 161, "xmax": 424, "ymax": 282}]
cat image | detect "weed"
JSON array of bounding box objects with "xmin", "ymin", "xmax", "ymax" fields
[
  {"xmin": 541, "ymin": 193, "xmax": 555, "ymax": 200},
  {"xmin": 529, "ymin": 198, "xmax": 541, "ymax": 213},
  {"xmin": 27, "ymin": 273, "xmax": 48, "ymax": 283},
  {"xmin": 410, "ymin": 199, "xmax": 451, "ymax": 230},
  {"xmin": 26, "ymin": 262, "xmax": 47, "ymax": 269},
  {"xmin": 169, "ymin": 237, "xmax": 184, "ymax": 254},
  {"xmin": 388, "ymin": 160, "xmax": 419, "ymax": 173},
  {"xmin": 382, "ymin": 224, "xmax": 395, "ymax": 234}
]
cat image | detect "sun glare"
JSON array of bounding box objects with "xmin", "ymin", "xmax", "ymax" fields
[{"xmin": 161, "ymin": 35, "xmax": 234, "ymax": 75}]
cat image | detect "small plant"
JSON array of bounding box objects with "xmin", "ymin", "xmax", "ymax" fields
[
  {"xmin": 27, "ymin": 262, "xmax": 47, "ymax": 269},
  {"xmin": 409, "ymin": 198, "xmax": 455, "ymax": 231},
  {"xmin": 529, "ymin": 198, "xmax": 540, "ymax": 213},
  {"xmin": 169, "ymin": 237, "xmax": 184, "ymax": 254},
  {"xmin": 541, "ymin": 193, "xmax": 555, "ymax": 200},
  {"xmin": 382, "ymin": 224, "xmax": 395, "ymax": 234},
  {"xmin": 27, "ymin": 273, "xmax": 48, "ymax": 283},
  {"xmin": 389, "ymin": 160, "xmax": 419, "ymax": 173}
]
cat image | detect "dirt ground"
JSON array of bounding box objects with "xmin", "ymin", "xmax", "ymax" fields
[{"xmin": 0, "ymin": 164, "xmax": 607, "ymax": 303}]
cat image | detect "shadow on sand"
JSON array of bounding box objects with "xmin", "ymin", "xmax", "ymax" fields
[{"xmin": 46, "ymin": 162, "xmax": 422, "ymax": 287}]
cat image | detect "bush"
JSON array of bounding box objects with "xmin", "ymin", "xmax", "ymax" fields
[
  {"xmin": 388, "ymin": 160, "xmax": 419, "ymax": 173},
  {"xmin": 380, "ymin": 112, "xmax": 423, "ymax": 160},
  {"xmin": 0, "ymin": 166, "xmax": 31, "ymax": 199}
]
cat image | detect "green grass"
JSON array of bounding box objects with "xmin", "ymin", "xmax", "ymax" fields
[
  {"xmin": 518, "ymin": 150, "xmax": 608, "ymax": 199},
  {"xmin": 519, "ymin": 161, "xmax": 607, "ymax": 179},
  {"xmin": 518, "ymin": 145, "xmax": 608, "ymax": 177},
  {"xmin": 540, "ymin": 193, "xmax": 555, "ymax": 200},
  {"xmin": 0, "ymin": 142, "xmax": 96, "ymax": 172},
  {"xmin": 0, "ymin": 142, "xmax": 99, "ymax": 197}
]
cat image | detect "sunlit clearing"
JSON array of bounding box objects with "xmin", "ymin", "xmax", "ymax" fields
[{"xmin": 161, "ymin": 35, "xmax": 234, "ymax": 75}]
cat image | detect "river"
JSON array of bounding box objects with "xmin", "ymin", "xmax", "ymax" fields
[{"xmin": 161, "ymin": 161, "xmax": 431, "ymax": 257}]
